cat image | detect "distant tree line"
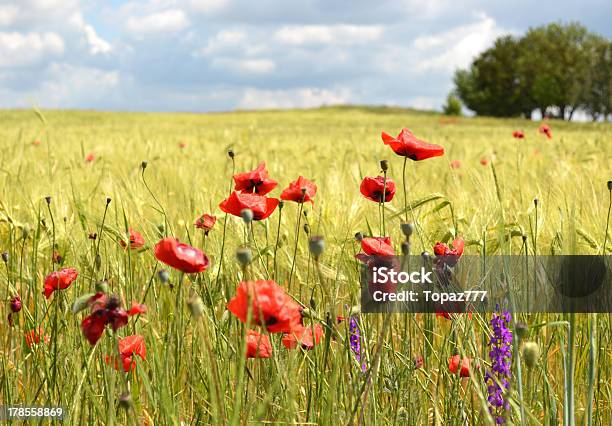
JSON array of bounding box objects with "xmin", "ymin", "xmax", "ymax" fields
[{"xmin": 452, "ymin": 22, "xmax": 611, "ymax": 121}]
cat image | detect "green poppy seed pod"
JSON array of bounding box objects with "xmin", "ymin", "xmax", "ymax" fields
[
  {"xmin": 240, "ymin": 208, "xmax": 254, "ymax": 224},
  {"xmin": 95, "ymin": 279, "xmax": 109, "ymax": 293},
  {"xmin": 45, "ymin": 196, "xmax": 51, "ymax": 205},
  {"xmin": 21, "ymin": 225, "xmax": 30, "ymax": 240},
  {"xmin": 309, "ymin": 236, "xmax": 325, "ymax": 257},
  {"xmin": 72, "ymin": 293, "xmax": 96, "ymax": 314},
  {"xmin": 608, "ymin": 180, "xmax": 612, "ymax": 191},
  {"xmin": 354, "ymin": 232, "xmax": 363, "ymax": 241},
  {"xmin": 157, "ymin": 223, "xmax": 165, "ymax": 236},
  {"xmin": 380, "ymin": 159, "xmax": 389, "ymax": 172},
  {"xmin": 303, "ymin": 223, "xmax": 310, "ymax": 235},
  {"xmin": 401, "ymin": 241, "xmax": 410, "ymax": 255},
  {"xmin": 158, "ymin": 269, "xmax": 170, "ymax": 283},
  {"xmin": 522, "ymin": 341, "xmax": 540, "ymax": 368},
  {"xmin": 118, "ymin": 392, "xmax": 132, "ymax": 411},
  {"xmin": 1, "ymin": 251, "xmax": 8, "ymax": 263},
  {"xmin": 421, "ymin": 251, "xmax": 430, "ymax": 261},
  {"xmin": 141, "ymin": 161, "xmax": 148, "ymax": 170},
  {"xmin": 236, "ymin": 246, "xmax": 252, "ymax": 266},
  {"xmin": 227, "ymin": 149, "xmax": 235, "ymax": 159},
  {"xmin": 400, "ymin": 222, "xmax": 414, "ymax": 238},
  {"xmin": 94, "ymin": 254, "xmax": 102, "ymax": 271},
  {"xmin": 515, "ymin": 321, "xmax": 529, "ymax": 339},
  {"xmin": 187, "ymin": 292, "xmax": 205, "ymax": 319}
]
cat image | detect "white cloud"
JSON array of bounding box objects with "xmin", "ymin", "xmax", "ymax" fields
[
  {"xmin": 213, "ymin": 57, "xmax": 276, "ymax": 74},
  {"xmin": 199, "ymin": 29, "xmax": 247, "ymax": 55},
  {"xmin": 70, "ymin": 13, "xmax": 112, "ymax": 55},
  {"xmin": 239, "ymin": 87, "xmax": 350, "ymax": 109},
  {"xmin": 126, "ymin": 9, "xmax": 190, "ymax": 35},
  {"xmin": 0, "ymin": 32, "xmax": 64, "ymax": 67},
  {"xmin": 189, "ymin": 0, "xmax": 230, "ymax": 14},
  {"xmin": 274, "ymin": 25, "xmax": 384, "ymax": 46},
  {"xmin": 0, "ymin": 4, "xmax": 18, "ymax": 25}
]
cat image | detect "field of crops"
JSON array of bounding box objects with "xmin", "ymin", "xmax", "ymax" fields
[{"xmin": 0, "ymin": 106, "xmax": 611, "ymax": 425}]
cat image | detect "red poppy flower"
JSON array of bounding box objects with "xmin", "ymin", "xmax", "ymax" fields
[
  {"xmin": 280, "ymin": 176, "xmax": 317, "ymax": 204},
  {"xmin": 512, "ymin": 130, "xmax": 525, "ymax": 139},
  {"xmin": 85, "ymin": 153, "xmax": 95, "ymax": 162},
  {"xmin": 450, "ymin": 160, "xmax": 461, "ymax": 169},
  {"xmin": 106, "ymin": 335, "xmax": 147, "ymax": 371},
  {"xmin": 127, "ymin": 301, "xmax": 147, "ymax": 316},
  {"xmin": 233, "ymin": 162, "xmax": 277, "ymax": 195},
  {"xmin": 357, "ymin": 237, "xmax": 395, "ymax": 258},
  {"xmin": 219, "ymin": 191, "xmax": 279, "ymax": 221},
  {"xmin": 539, "ymin": 124, "xmax": 552, "ymax": 139},
  {"xmin": 360, "ymin": 176, "xmax": 396, "ymax": 203},
  {"xmin": 25, "ymin": 328, "xmax": 50, "ymax": 347},
  {"xmin": 178, "ymin": 142, "xmax": 187, "ymax": 149},
  {"xmin": 433, "ymin": 238, "xmax": 464, "ymax": 257},
  {"xmin": 195, "ymin": 213, "xmax": 216, "ymax": 232},
  {"xmin": 43, "ymin": 267, "xmax": 78, "ymax": 299},
  {"xmin": 246, "ymin": 329, "xmax": 273, "ymax": 358},
  {"xmin": 120, "ymin": 228, "xmax": 145, "ymax": 250},
  {"xmin": 414, "ymin": 354, "xmax": 424, "ymax": 369},
  {"xmin": 282, "ymin": 324, "xmax": 324, "ymax": 350},
  {"xmin": 154, "ymin": 237, "xmax": 210, "ymax": 274},
  {"xmin": 81, "ymin": 294, "xmax": 130, "ymax": 345},
  {"xmin": 227, "ymin": 280, "xmax": 302, "ymax": 334},
  {"xmin": 448, "ymin": 355, "xmax": 473, "ymax": 377},
  {"xmin": 381, "ymin": 128, "xmax": 444, "ymax": 160},
  {"xmin": 480, "ymin": 157, "xmax": 489, "ymax": 166},
  {"xmin": 33, "ymin": 140, "xmax": 41, "ymax": 146}
]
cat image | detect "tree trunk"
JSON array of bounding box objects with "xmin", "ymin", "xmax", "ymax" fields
[{"xmin": 568, "ymin": 106, "xmax": 575, "ymax": 121}]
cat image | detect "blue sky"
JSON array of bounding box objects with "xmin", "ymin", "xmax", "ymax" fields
[{"xmin": 0, "ymin": 0, "xmax": 610, "ymax": 112}]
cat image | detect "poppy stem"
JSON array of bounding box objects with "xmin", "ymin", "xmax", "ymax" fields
[
  {"xmin": 381, "ymin": 170, "xmax": 387, "ymax": 236},
  {"xmin": 273, "ymin": 204, "xmax": 283, "ymax": 279},
  {"xmin": 215, "ymin": 156, "xmax": 236, "ymax": 290},
  {"xmin": 602, "ymin": 184, "xmax": 611, "ymax": 255},
  {"xmin": 288, "ymin": 202, "xmax": 304, "ymax": 290},
  {"xmin": 402, "ymin": 156, "xmax": 408, "ymax": 223}
]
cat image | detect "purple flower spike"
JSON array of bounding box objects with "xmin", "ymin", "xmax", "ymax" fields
[
  {"xmin": 486, "ymin": 306, "xmax": 513, "ymax": 423},
  {"xmin": 349, "ymin": 316, "xmax": 366, "ymax": 371}
]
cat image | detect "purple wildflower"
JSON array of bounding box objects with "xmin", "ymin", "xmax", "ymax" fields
[
  {"xmin": 485, "ymin": 307, "xmax": 513, "ymax": 424},
  {"xmin": 349, "ymin": 316, "xmax": 366, "ymax": 372}
]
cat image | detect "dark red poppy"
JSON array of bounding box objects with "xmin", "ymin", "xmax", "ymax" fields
[
  {"xmin": 120, "ymin": 228, "xmax": 145, "ymax": 250},
  {"xmin": 81, "ymin": 293, "xmax": 131, "ymax": 345},
  {"xmin": 448, "ymin": 355, "xmax": 473, "ymax": 377},
  {"xmin": 450, "ymin": 160, "xmax": 461, "ymax": 169},
  {"xmin": 246, "ymin": 329, "xmax": 273, "ymax": 358},
  {"xmin": 360, "ymin": 176, "xmax": 396, "ymax": 202},
  {"xmin": 414, "ymin": 354, "xmax": 424, "ymax": 369},
  {"xmin": 539, "ymin": 124, "xmax": 552, "ymax": 139},
  {"xmin": 106, "ymin": 334, "xmax": 147, "ymax": 371},
  {"xmin": 154, "ymin": 237, "xmax": 210, "ymax": 274},
  {"xmin": 233, "ymin": 162, "xmax": 277, "ymax": 195},
  {"xmin": 85, "ymin": 153, "xmax": 95, "ymax": 162},
  {"xmin": 195, "ymin": 213, "xmax": 216, "ymax": 232},
  {"xmin": 25, "ymin": 328, "xmax": 50, "ymax": 348},
  {"xmin": 282, "ymin": 324, "xmax": 324, "ymax": 350},
  {"xmin": 381, "ymin": 128, "xmax": 444, "ymax": 161},
  {"xmin": 227, "ymin": 280, "xmax": 302, "ymax": 334},
  {"xmin": 219, "ymin": 191, "xmax": 279, "ymax": 221},
  {"xmin": 512, "ymin": 130, "xmax": 525, "ymax": 139},
  {"xmin": 280, "ymin": 176, "xmax": 317, "ymax": 204},
  {"xmin": 10, "ymin": 295, "xmax": 22, "ymax": 313},
  {"xmin": 127, "ymin": 301, "xmax": 147, "ymax": 316},
  {"xmin": 43, "ymin": 268, "xmax": 78, "ymax": 299}
]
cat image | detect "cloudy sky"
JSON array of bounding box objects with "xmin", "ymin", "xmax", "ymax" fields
[{"xmin": 1, "ymin": 0, "xmax": 610, "ymax": 112}]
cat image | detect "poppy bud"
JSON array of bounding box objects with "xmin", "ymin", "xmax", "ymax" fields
[
  {"xmin": 522, "ymin": 341, "xmax": 540, "ymax": 368},
  {"xmin": 157, "ymin": 223, "xmax": 165, "ymax": 236},
  {"xmin": 187, "ymin": 292, "xmax": 205, "ymax": 319},
  {"xmin": 521, "ymin": 234, "xmax": 527, "ymax": 243},
  {"xmin": 141, "ymin": 161, "xmax": 148, "ymax": 170},
  {"xmin": 1, "ymin": 252, "xmax": 8, "ymax": 263},
  {"xmin": 309, "ymin": 236, "xmax": 325, "ymax": 257},
  {"xmin": 400, "ymin": 222, "xmax": 414, "ymax": 238},
  {"xmin": 515, "ymin": 321, "xmax": 529, "ymax": 339},
  {"xmin": 533, "ymin": 198, "xmax": 538, "ymax": 207},
  {"xmin": 95, "ymin": 254, "xmax": 102, "ymax": 271},
  {"xmin": 303, "ymin": 223, "xmax": 310, "ymax": 235},
  {"xmin": 72, "ymin": 293, "xmax": 95, "ymax": 313},
  {"xmin": 95, "ymin": 279, "xmax": 109, "ymax": 293},
  {"xmin": 10, "ymin": 295, "xmax": 21, "ymax": 313},
  {"xmin": 278, "ymin": 200, "xmax": 285, "ymax": 210},
  {"xmin": 380, "ymin": 160, "xmax": 389, "ymax": 172},
  {"xmin": 309, "ymin": 297, "xmax": 316, "ymax": 310},
  {"xmin": 21, "ymin": 226, "xmax": 30, "ymax": 240},
  {"xmin": 106, "ymin": 197, "xmax": 111, "ymax": 205},
  {"xmin": 236, "ymin": 246, "xmax": 252, "ymax": 266},
  {"xmin": 421, "ymin": 251, "xmax": 430, "ymax": 260},
  {"xmin": 227, "ymin": 149, "xmax": 235, "ymax": 159},
  {"xmin": 45, "ymin": 196, "xmax": 51, "ymax": 205},
  {"xmin": 158, "ymin": 270, "xmax": 170, "ymax": 283},
  {"xmin": 401, "ymin": 241, "xmax": 410, "ymax": 255},
  {"xmin": 240, "ymin": 208, "xmax": 253, "ymax": 224},
  {"xmin": 608, "ymin": 181, "xmax": 612, "ymax": 191},
  {"xmin": 354, "ymin": 232, "xmax": 363, "ymax": 241},
  {"xmin": 118, "ymin": 392, "xmax": 132, "ymax": 411}
]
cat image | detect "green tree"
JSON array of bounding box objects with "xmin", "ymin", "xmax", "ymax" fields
[
  {"xmin": 442, "ymin": 93, "xmax": 462, "ymax": 116},
  {"xmin": 582, "ymin": 38, "xmax": 612, "ymax": 120}
]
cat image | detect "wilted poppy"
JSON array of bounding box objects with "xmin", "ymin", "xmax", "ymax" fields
[
  {"xmin": 246, "ymin": 329, "xmax": 273, "ymax": 358},
  {"xmin": 219, "ymin": 191, "xmax": 279, "ymax": 221},
  {"xmin": 43, "ymin": 268, "xmax": 78, "ymax": 299},
  {"xmin": 233, "ymin": 162, "xmax": 278, "ymax": 195},
  {"xmin": 282, "ymin": 324, "xmax": 324, "ymax": 350},
  {"xmin": 154, "ymin": 237, "xmax": 210, "ymax": 274},
  {"xmin": 81, "ymin": 293, "xmax": 132, "ymax": 345},
  {"xmin": 448, "ymin": 355, "xmax": 473, "ymax": 377},
  {"xmin": 512, "ymin": 130, "xmax": 525, "ymax": 139},
  {"xmin": 381, "ymin": 128, "xmax": 444, "ymax": 161},
  {"xmin": 360, "ymin": 176, "xmax": 396, "ymax": 203},
  {"xmin": 195, "ymin": 213, "xmax": 216, "ymax": 232},
  {"xmin": 539, "ymin": 124, "xmax": 552, "ymax": 139},
  {"xmin": 280, "ymin": 176, "xmax": 317, "ymax": 204},
  {"xmin": 25, "ymin": 328, "xmax": 50, "ymax": 347},
  {"xmin": 227, "ymin": 280, "xmax": 302, "ymax": 333},
  {"xmin": 120, "ymin": 228, "xmax": 145, "ymax": 250}
]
